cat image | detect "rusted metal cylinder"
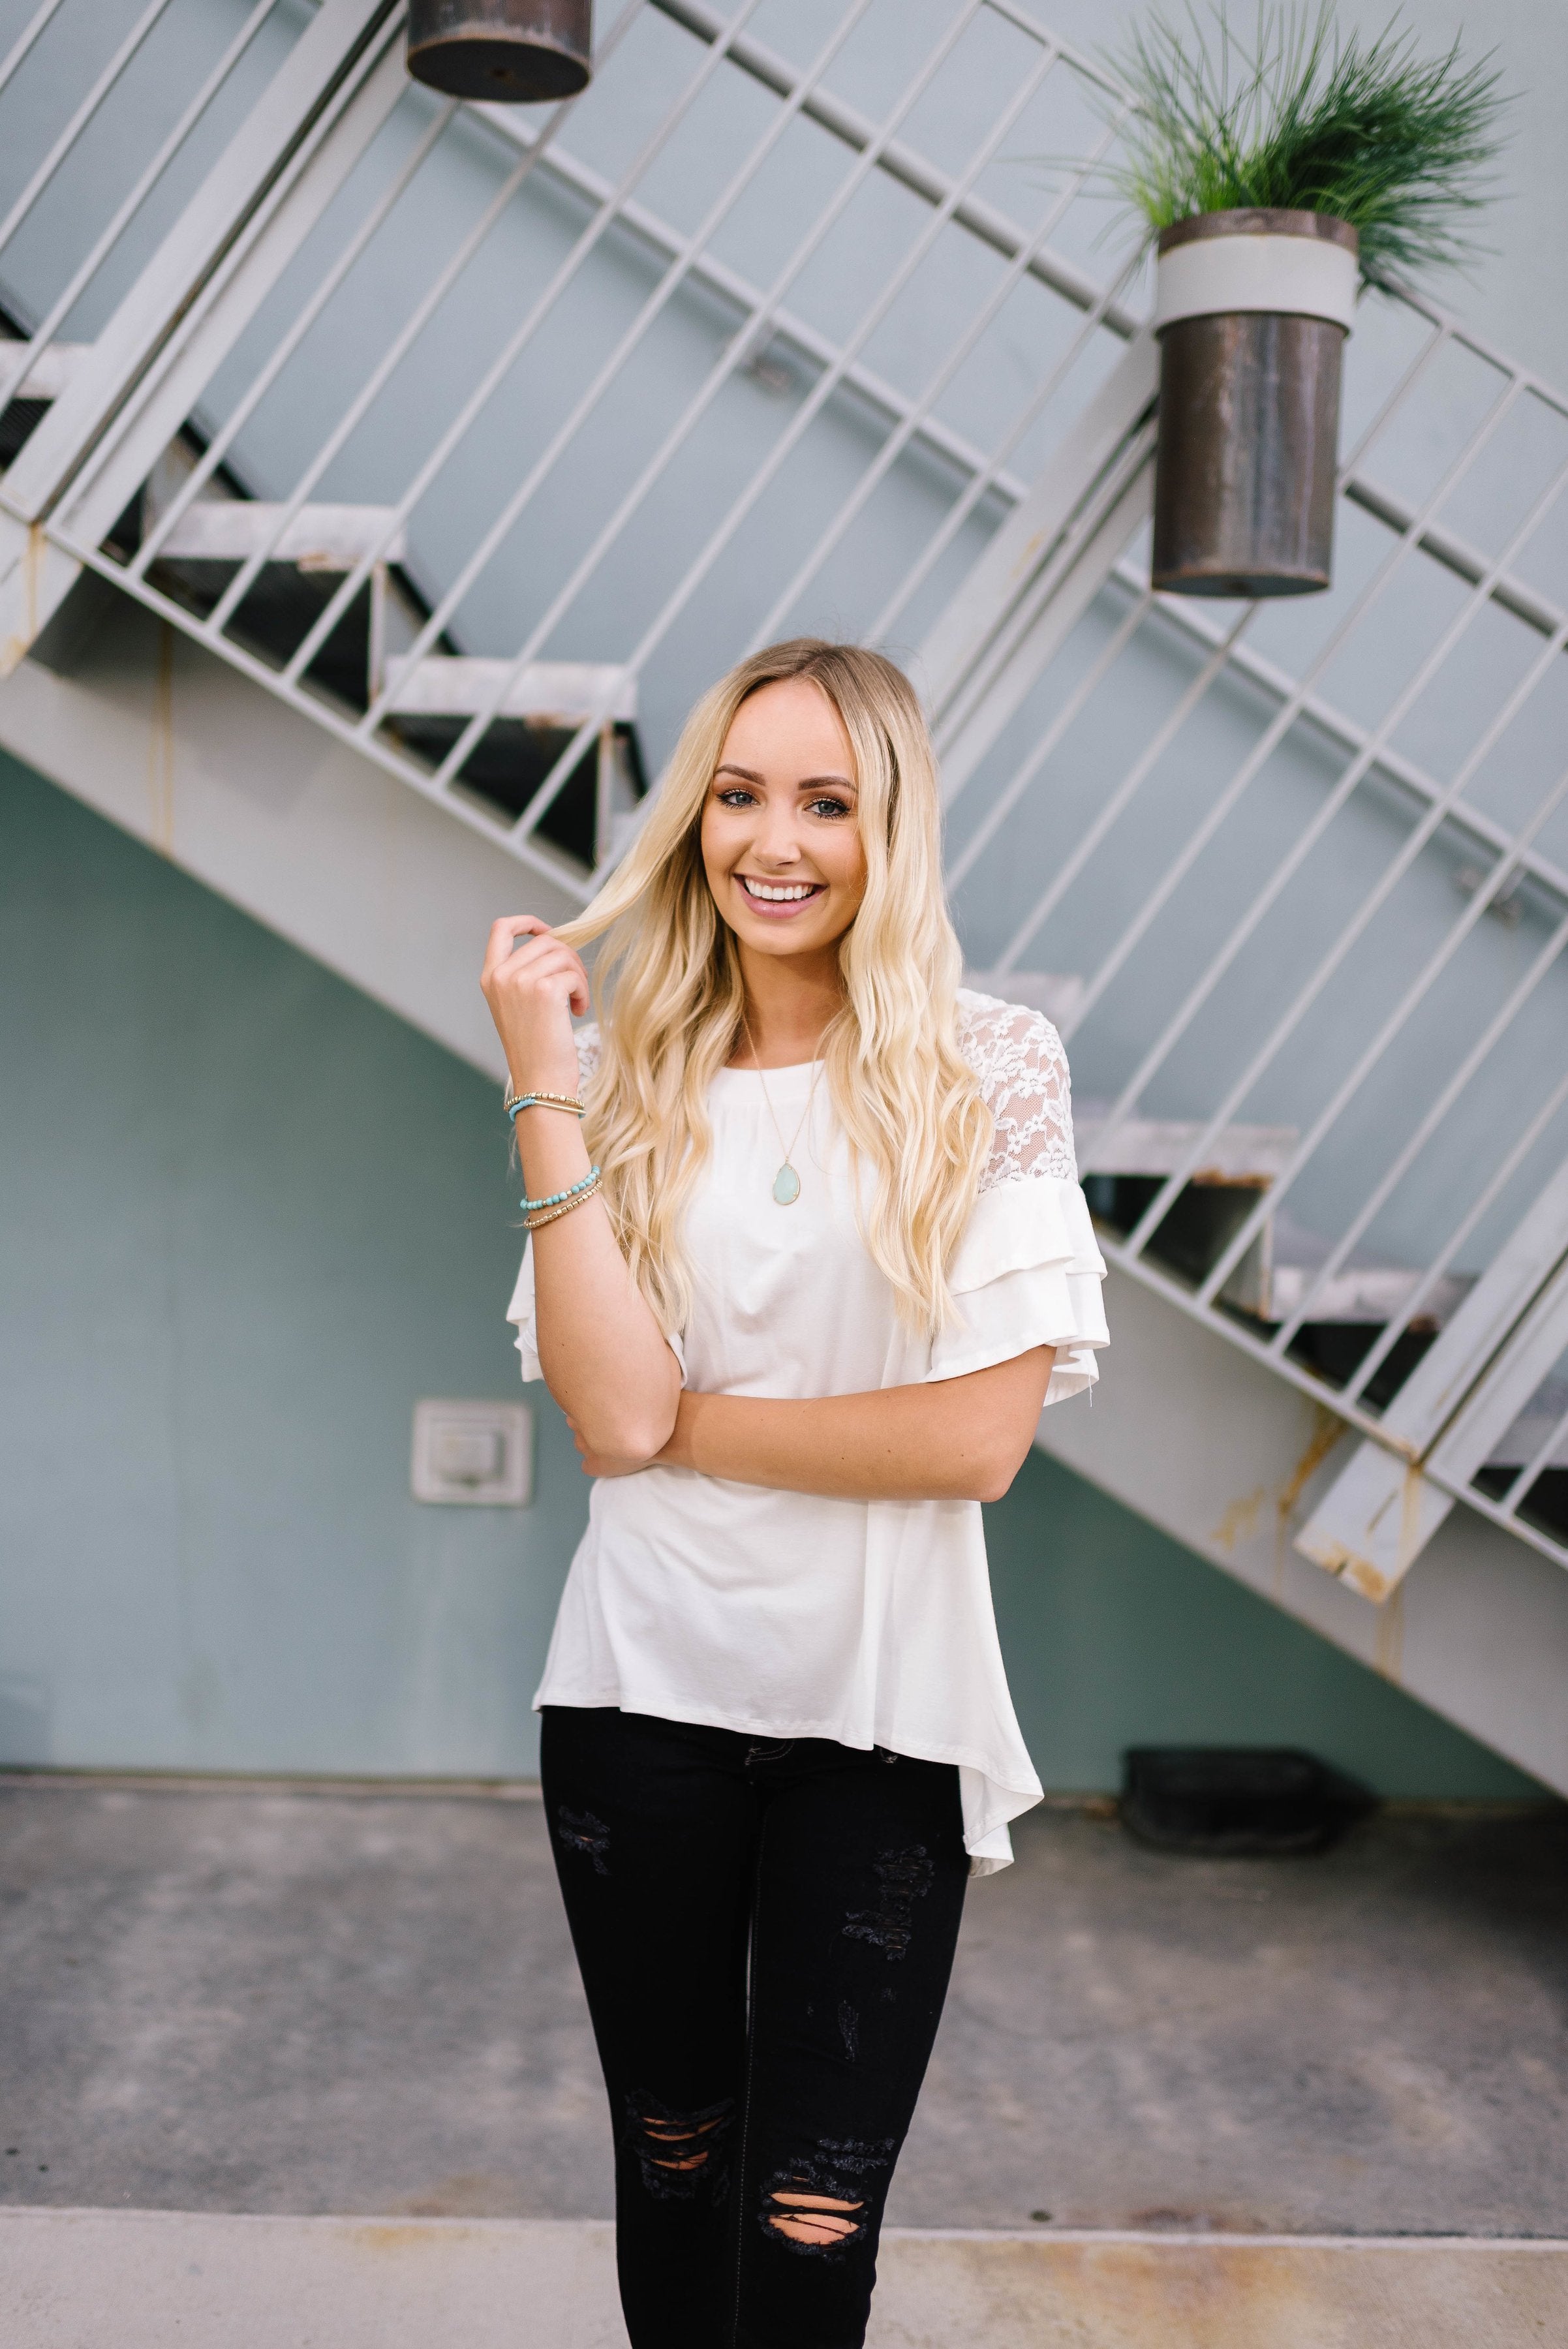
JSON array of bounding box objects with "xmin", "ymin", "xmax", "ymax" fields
[
  {"xmin": 407, "ymin": 0, "xmax": 592, "ymax": 102},
  {"xmin": 1151, "ymin": 209, "xmax": 1359, "ymax": 598}
]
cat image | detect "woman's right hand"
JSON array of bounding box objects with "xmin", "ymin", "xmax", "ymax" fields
[{"xmin": 480, "ymin": 916, "xmax": 590, "ymax": 1098}]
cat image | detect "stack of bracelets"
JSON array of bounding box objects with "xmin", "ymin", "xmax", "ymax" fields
[{"xmin": 504, "ymin": 1085, "xmax": 601, "ymax": 1231}]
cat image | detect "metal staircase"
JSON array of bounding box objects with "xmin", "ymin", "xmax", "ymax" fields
[{"xmin": 3, "ymin": 0, "xmax": 1566, "ymax": 1790}]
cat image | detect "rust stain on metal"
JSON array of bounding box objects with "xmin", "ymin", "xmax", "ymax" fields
[
  {"xmin": 1276, "ymin": 1406, "xmax": 1345, "ymax": 1529},
  {"xmin": 1329, "ymin": 1461, "xmax": 1426, "ymax": 1606},
  {"xmin": 1398, "ymin": 1459, "xmax": 1427, "ymax": 1578},
  {"xmin": 1305, "ymin": 1529, "xmax": 1356, "ymax": 1580},
  {"xmin": 1374, "ymin": 1581, "xmax": 1407, "ymax": 1683},
  {"xmin": 0, "ymin": 522, "xmax": 45, "ymax": 677},
  {"xmin": 1212, "ymin": 1488, "xmax": 1267, "ymax": 1552},
  {"xmin": 1338, "ymin": 1549, "xmax": 1398, "ymax": 1604}
]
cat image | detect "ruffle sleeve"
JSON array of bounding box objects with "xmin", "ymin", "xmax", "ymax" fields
[
  {"xmin": 930, "ymin": 989, "xmax": 1109, "ymax": 1401},
  {"xmin": 927, "ymin": 1173, "xmax": 1108, "ymax": 1400}
]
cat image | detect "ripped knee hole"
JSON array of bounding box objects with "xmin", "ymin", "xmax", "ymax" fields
[
  {"xmin": 763, "ymin": 2188, "xmax": 865, "ymax": 2248},
  {"xmin": 624, "ymin": 2094, "xmax": 735, "ymax": 2203},
  {"xmin": 758, "ymin": 2143, "xmax": 891, "ymax": 2256},
  {"xmin": 640, "ymin": 2112, "xmax": 726, "ymax": 2172}
]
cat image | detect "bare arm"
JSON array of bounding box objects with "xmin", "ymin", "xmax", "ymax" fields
[
  {"xmin": 572, "ymin": 1347, "xmax": 1054, "ymax": 1503},
  {"xmin": 482, "ymin": 917, "xmax": 681, "ymax": 1467}
]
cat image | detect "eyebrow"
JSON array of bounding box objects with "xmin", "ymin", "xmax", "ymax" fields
[{"xmin": 713, "ymin": 763, "xmax": 856, "ymax": 791}]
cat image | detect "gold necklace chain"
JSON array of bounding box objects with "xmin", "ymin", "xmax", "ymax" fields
[{"xmin": 739, "ymin": 1007, "xmax": 823, "ymax": 1206}]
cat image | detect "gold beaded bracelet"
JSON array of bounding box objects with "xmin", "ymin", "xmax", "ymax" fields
[
  {"xmin": 504, "ymin": 1087, "xmax": 586, "ymax": 1123},
  {"xmin": 525, "ymin": 1172, "xmax": 602, "ymax": 1231}
]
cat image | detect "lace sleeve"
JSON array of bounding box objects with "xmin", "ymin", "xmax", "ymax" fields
[
  {"xmin": 958, "ymin": 992, "xmax": 1077, "ymax": 1191},
  {"xmin": 574, "ymin": 1021, "xmax": 602, "ymax": 1088}
]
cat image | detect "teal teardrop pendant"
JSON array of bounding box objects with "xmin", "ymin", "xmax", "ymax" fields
[{"xmin": 772, "ymin": 1161, "xmax": 801, "ymax": 1205}]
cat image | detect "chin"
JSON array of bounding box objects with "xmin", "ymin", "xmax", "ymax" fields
[{"xmin": 750, "ymin": 912, "xmax": 839, "ymax": 948}]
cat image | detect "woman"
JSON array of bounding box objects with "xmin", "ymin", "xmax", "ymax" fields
[{"xmin": 480, "ymin": 639, "xmax": 1107, "ymax": 2349}]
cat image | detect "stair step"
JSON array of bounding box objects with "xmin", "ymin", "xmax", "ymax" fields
[
  {"xmin": 964, "ymin": 968, "xmax": 1083, "ymax": 1028},
  {"xmin": 1264, "ymin": 1262, "xmax": 1473, "ymax": 1329},
  {"xmin": 155, "ymin": 502, "xmax": 407, "ymax": 569},
  {"xmin": 0, "ymin": 339, "xmax": 92, "ymax": 401},
  {"xmin": 381, "ymin": 656, "xmax": 636, "ymax": 725},
  {"xmin": 1077, "ymin": 1112, "xmax": 1297, "ymax": 1188}
]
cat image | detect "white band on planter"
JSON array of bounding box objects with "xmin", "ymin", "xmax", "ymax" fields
[{"xmin": 1154, "ymin": 232, "xmax": 1359, "ymax": 335}]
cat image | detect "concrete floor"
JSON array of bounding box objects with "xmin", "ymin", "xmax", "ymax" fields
[
  {"xmin": 7, "ymin": 2212, "xmax": 1567, "ymax": 2349},
  {"xmin": 1, "ymin": 1776, "xmax": 1565, "ymax": 2237}
]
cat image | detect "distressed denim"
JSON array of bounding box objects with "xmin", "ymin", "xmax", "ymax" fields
[{"xmin": 540, "ymin": 1706, "xmax": 969, "ymax": 2349}]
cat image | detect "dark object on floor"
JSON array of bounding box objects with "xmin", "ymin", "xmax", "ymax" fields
[{"xmin": 1120, "ymin": 1747, "xmax": 1374, "ymax": 1856}]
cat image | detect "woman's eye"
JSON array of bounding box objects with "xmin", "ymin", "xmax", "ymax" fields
[
  {"xmin": 717, "ymin": 788, "xmax": 757, "ymax": 808},
  {"xmin": 809, "ymin": 797, "xmax": 852, "ymax": 820}
]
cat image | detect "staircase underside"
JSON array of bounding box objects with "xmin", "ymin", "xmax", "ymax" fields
[
  {"xmin": 1038, "ymin": 1269, "xmax": 1568, "ymax": 1799},
  {"xmin": 0, "ymin": 593, "xmax": 558, "ymax": 1082}
]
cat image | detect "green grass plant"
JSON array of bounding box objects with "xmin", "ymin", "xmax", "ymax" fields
[{"xmin": 1104, "ymin": 3, "xmax": 1508, "ymax": 284}]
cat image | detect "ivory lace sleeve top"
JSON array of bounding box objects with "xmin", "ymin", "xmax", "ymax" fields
[{"xmin": 506, "ymin": 989, "xmax": 1109, "ymax": 1873}]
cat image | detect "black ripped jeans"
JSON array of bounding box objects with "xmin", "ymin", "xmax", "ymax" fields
[{"xmin": 540, "ymin": 1706, "xmax": 969, "ymax": 2349}]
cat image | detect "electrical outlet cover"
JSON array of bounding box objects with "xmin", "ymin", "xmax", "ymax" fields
[{"xmin": 411, "ymin": 1398, "xmax": 532, "ymax": 1506}]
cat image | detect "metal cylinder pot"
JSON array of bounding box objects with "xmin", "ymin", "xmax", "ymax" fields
[
  {"xmin": 1150, "ymin": 209, "xmax": 1359, "ymax": 598},
  {"xmin": 407, "ymin": 0, "xmax": 592, "ymax": 102}
]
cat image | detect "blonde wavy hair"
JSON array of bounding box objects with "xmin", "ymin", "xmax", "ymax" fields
[{"xmin": 557, "ymin": 639, "xmax": 990, "ymax": 1336}]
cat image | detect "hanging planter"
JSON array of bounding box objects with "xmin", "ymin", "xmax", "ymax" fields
[
  {"xmin": 407, "ymin": 1, "xmax": 592, "ymax": 102},
  {"xmin": 1152, "ymin": 207, "xmax": 1358, "ymax": 596},
  {"xmin": 1099, "ymin": 5, "xmax": 1507, "ymax": 597}
]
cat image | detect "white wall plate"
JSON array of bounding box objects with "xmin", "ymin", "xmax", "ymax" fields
[{"xmin": 411, "ymin": 1399, "xmax": 532, "ymax": 1507}]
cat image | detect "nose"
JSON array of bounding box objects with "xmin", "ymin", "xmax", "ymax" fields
[{"xmin": 751, "ymin": 803, "xmax": 803, "ymax": 868}]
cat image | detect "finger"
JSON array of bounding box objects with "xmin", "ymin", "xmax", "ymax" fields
[
  {"xmin": 537, "ymin": 941, "xmax": 591, "ymax": 1016},
  {"xmin": 481, "ymin": 914, "xmax": 553, "ymax": 985},
  {"xmin": 490, "ymin": 938, "xmax": 580, "ymax": 989},
  {"xmin": 495, "ymin": 942, "xmax": 592, "ymax": 1016},
  {"xmin": 482, "ymin": 940, "xmax": 570, "ymax": 1004},
  {"xmin": 497, "ymin": 940, "xmax": 577, "ymax": 983}
]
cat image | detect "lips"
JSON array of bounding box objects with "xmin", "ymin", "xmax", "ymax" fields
[{"xmin": 737, "ymin": 874, "xmax": 825, "ymax": 917}]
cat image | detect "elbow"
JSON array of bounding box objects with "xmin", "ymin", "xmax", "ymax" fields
[
  {"xmin": 617, "ymin": 1420, "xmax": 679, "ymax": 1471},
  {"xmin": 580, "ymin": 1393, "xmax": 680, "ymax": 1469},
  {"xmin": 968, "ymin": 1432, "xmax": 1035, "ymax": 1505},
  {"xmin": 970, "ymin": 1467, "xmax": 1015, "ymax": 1506}
]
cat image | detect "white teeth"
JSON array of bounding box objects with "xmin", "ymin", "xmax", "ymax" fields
[{"xmin": 742, "ymin": 876, "xmax": 817, "ymax": 902}]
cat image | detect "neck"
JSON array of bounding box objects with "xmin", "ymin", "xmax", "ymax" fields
[{"xmin": 733, "ymin": 942, "xmax": 844, "ymax": 1067}]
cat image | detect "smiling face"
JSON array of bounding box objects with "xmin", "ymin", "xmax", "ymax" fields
[{"xmin": 699, "ymin": 676, "xmax": 868, "ymax": 964}]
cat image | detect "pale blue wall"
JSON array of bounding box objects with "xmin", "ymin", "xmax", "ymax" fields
[
  {"xmin": 0, "ymin": 757, "xmax": 1540, "ymax": 1794},
  {"xmin": 0, "ymin": 754, "xmax": 587, "ymax": 1775},
  {"xmin": 988, "ymin": 1450, "xmax": 1542, "ymax": 1798}
]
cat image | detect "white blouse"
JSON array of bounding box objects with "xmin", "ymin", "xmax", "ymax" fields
[{"xmin": 506, "ymin": 990, "xmax": 1109, "ymax": 1873}]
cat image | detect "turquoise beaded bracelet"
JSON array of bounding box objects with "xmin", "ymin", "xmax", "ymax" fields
[
  {"xmin": 525, "ymin": 1173, "xmax": 601, "ymax": 1232},
  {"xmin": 505, "ymin": 1090, "xmax": 585, "ymax": 1123},
  {"xmin": 520, "ymin": 1165, "xmax": 600, "ymax": 1215}
]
